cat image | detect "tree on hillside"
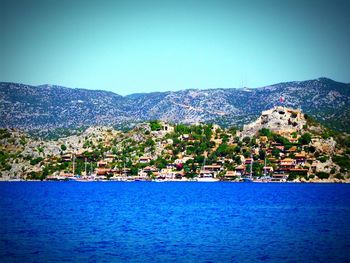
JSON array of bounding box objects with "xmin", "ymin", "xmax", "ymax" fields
[
  {"xmin": 154, "ymin": 157, "xmax": 167, "ymax": 169},
  {"xmin": 60, "ymin": 144, "xmax": 67, "ymax": 151},
  {"xmin": 242, "ymin": 136, "xmax": 250, "ymax": 144},
  {"xmin": 145, "ymin": 138, "xmax": 155, "ymax": 147},
  {"xmin": 272, "ymin": 147, "xmax": 280, "ymax": 158},
  {"xmin": 298, "ymin": 133, "xmax": 312, "ymax": 145},
  {"xmin": 253, "ymin": 162, "xmax": 263, "ymax": 176},
  {"xmin": 150, "ymin": 120, "xmax": 162, "ymax": 131},
  {"xmin": 259, "ymin": 128, "xmax": 273, "ymax": 138},
  {"xmin": 228, "ymin": 126, "xmax": 237, "ymax": 135},
  {"xmin": 259, "ymin": 149, "xmax": 266, "ymax": 160},
  {"xmin": 175, "ymin": 124, "xmax": 190, "ymax": 134},
  {"xmin": 216, "ymin": 143, "xmax": 229, "ymax": 157}
]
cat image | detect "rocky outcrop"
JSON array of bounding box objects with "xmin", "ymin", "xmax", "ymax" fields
[
  {"xmin": 310, "ymin": 137, "xmax": 336, "ymax": 154},
  {"xmin": 240, "ymin": 106, "xmax": 306, "ymax": 137}
]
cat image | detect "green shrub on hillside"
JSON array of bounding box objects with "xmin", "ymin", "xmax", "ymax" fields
[
  {"xmin": 30, "ymin": 157, "xmax": 44, "ymax": 165},
  {"xmin": 150, "ymin": 120, "xmax": 162, "ymax": 131},
  {"xmin": 332, "ymin": 155, "xmax": 350, "ymax": 171},
  {"xmin": 316, "ymin": 172, "xmax": 330, "ymax": 179},
  {"xmin": 259, "ymin": 128, "xmax": 273, "ymax": 138},
  {"xmin": 298, "ymin": 133, "xmax": 312, "ymax": 145}
]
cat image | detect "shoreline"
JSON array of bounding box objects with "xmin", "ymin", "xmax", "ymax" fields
[{"xmin": 0, "ymin": 179, "xmax": 349, "ymax": 183}]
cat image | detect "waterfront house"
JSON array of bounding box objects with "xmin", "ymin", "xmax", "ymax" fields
[
  {"xmin": 159, "ymin": 168, "xmax": 175, "ymax": 179},
  {"xmin": 121, "ymin": 168, "xmax": 131, "ymax": 176},
  {"xmin": 271, "ymin": 172, "xmax": 287, "ymax": 182},
  {"xmin": 111, "ymin": 169, "xmax": 122, "ymax": 176},
  {"xmin": 97, "ymin": 168, "xmax": 110, "ymax": 176},
  {"xmin": 223, "ymin": 170, "xmax": 237, "ymax": 180},
  {"xmin": 138, "ymin": 170, "xmax": 148, "ymax": 178},
  {"xmin": 175, "ymin": 172, "xmax": 184, "ymax": 179},
  {"xmin": 203, "ymin": 165, "xmax": 222, "ymax": 172},
  {"xmin": 235, "ymin": 165, "xmax": 246, "ymax": 177},
  {"xmin": 199, "ymin": 170, "xmax": 215, "ymax": 178},
  {"xmin": 139, "ymin": 166, "xmax": 158, "ymax": 178}
]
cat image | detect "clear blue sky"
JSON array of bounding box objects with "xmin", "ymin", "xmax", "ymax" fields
[{"xmin": 1, "ymin": 0, "xmax": 349, "ymax": 95}]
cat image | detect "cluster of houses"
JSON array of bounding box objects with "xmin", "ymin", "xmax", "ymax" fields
[
  {"xmin": 45, "ymin": 117, "xmax": 335, "ymax": 182},
  {"xmin": 48, "ymin": 139, "xmax": 318, "ymax": 182}
]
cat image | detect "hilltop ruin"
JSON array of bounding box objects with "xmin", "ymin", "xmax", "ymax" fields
[{"xmin": 240, "ymin": 106, "xmax": 306, "ymax": 138}]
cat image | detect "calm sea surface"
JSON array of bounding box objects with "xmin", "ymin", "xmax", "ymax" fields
[{"xmin": 0, "ymin": 182, "xmax": 350, "ymax": 262}]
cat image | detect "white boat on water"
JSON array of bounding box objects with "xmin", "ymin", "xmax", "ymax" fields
[
  {"xmin": 154, "ymin": 179, "xmax": 166, "ymax": 182},
  {"xmin": 196, "ymin": 176, "xmax": 220, "ymax": 182},
  {"xmin": 197, "ymin": 170, "xmax": 220, "ymax": 182}
]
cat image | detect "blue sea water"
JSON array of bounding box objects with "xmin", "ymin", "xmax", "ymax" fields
[{"xmin": 0, "ymin": 182, "xmax": 350, "ymax": 262}]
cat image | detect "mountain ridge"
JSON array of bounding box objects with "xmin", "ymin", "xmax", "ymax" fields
[
  {"xmin": 1, "ymin": 78, "xmax": 349, "ymax": 132},
  {"xmin": 2, "ymin": 77, "xmax": 349, "ymax": 97}
]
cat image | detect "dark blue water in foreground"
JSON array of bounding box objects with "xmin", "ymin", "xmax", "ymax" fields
[{"xmin": 1, "ymin": 182, "xmax": 350, "ymax": 262}]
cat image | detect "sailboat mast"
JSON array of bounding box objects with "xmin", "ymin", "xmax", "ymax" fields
[
  {"xmin": 72, "ymin": 154, "xmax": 75, "ymax": 176},
  {"xmin": 201, "ymin": 150, "xmax": 207, "ymax": 178},
  {"xmin": 250, "ymin": 153, "xmax": 253, "ymax": 178},
  {"xmin": 203, "ymin": 152, "xmax": 206, "ymax": 169},
  {"xmin": 201, "ymin": 129, "xmax": 206, "ymax": 173}
]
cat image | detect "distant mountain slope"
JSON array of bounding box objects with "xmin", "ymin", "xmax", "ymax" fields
[
  {"xmin": 0, "ymin": 83, "xmax": 130, "ymax": 129},
  {"xmin": 0, "ymin": 78, "xmax": 349, "ymax": 132}
]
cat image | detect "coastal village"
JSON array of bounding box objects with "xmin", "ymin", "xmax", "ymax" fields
[{"xmin": 0, "ymin": 107, "xmax": 349, "ymax": 182}]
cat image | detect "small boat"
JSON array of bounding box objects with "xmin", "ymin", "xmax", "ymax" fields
[{"xmin": 154, "ymin": 179, "xmax": 166, "ymax": 182}]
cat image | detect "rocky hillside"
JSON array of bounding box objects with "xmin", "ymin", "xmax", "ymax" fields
[
  {"xmin": 1, "ymin": 112, "xmax": 349, "ymax": 182},
  {"xmin": 1, "ymin": 78, "xmax": 349, "ymax": 132},
  {"xmin": 0, "ymin": 124, "xmax": 171, "ymax": 180}
]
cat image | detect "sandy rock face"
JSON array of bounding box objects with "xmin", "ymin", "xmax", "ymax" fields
[
  {"xmin": 310, "ymin": 137, "xmax": 336, "ymax": 154},
  {"xmin": 311, "ymin": 159, "xmax": 337, "ymax": 174}
]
